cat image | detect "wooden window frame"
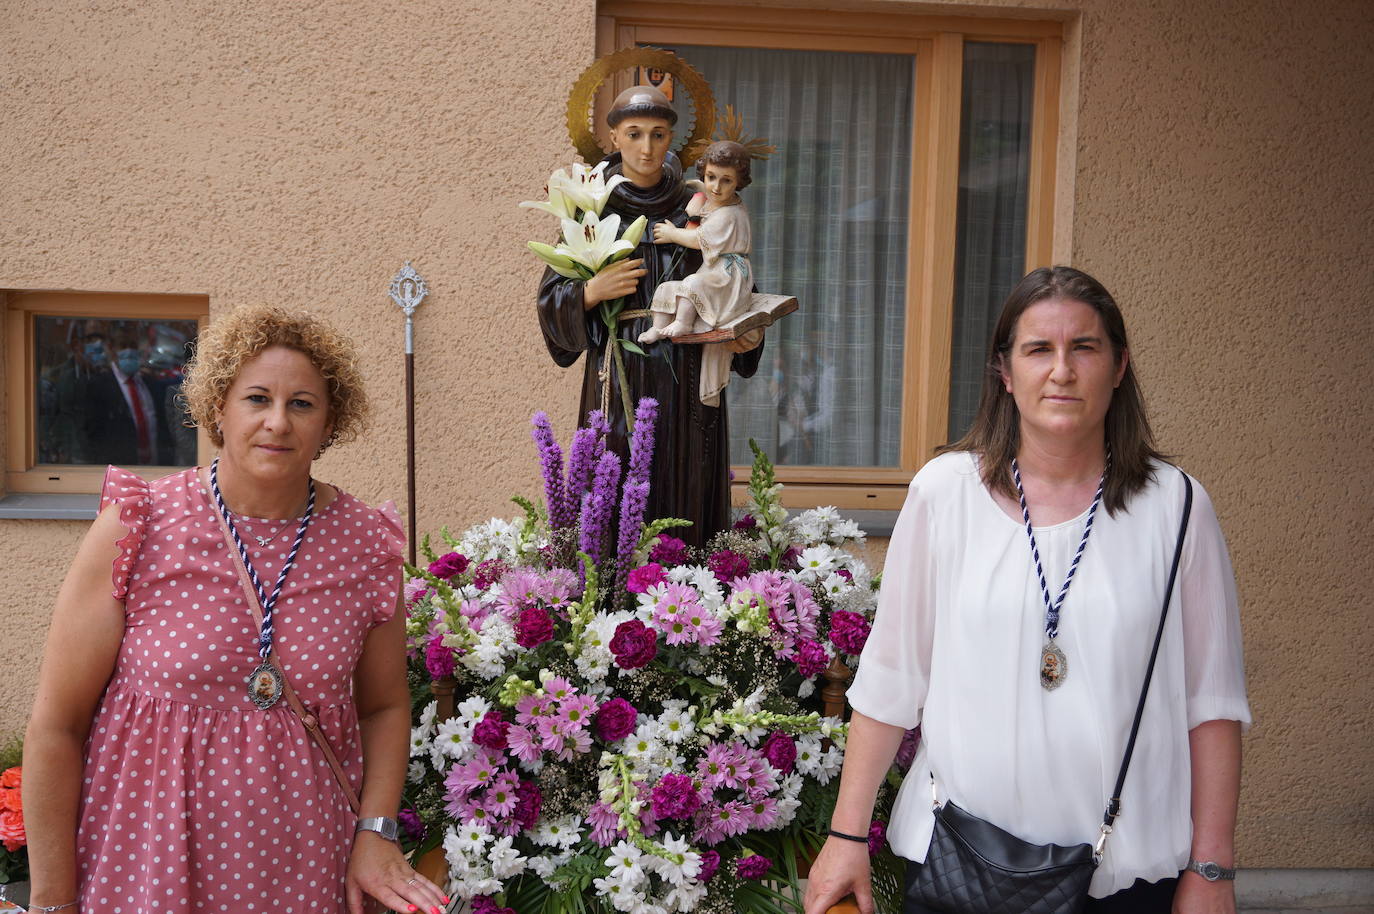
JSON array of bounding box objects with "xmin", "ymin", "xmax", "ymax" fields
[
  {"xmin": 596, "ymin": 2, "xmax": 1063, "ymax": 511},
  {"xmin": 3, "ymin": 290, "xmax": 210, "ymax": 495}
]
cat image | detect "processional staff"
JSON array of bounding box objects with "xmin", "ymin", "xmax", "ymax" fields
[{"xmin": 388, "ymin": 261, "xmax": 428, "ymax": 566}]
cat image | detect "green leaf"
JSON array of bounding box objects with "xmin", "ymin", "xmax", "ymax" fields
[
  {"xmin": 419, "ymin": 532, "xmax": 437, "ymax": 564},
  {"xmin": 620, "ymin": 339, "xmax": 646, "ymax": 357},
  {"xmin": 440, "ymin": 525, "xmax": 461, "ymax": 550}
]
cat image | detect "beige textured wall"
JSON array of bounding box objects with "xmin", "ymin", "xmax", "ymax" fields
[{"xmin": 2, "ymin": 0, "xmax": 1371, "ymax": 869}]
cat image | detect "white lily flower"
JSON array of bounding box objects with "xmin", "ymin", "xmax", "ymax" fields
[
  {"xmin": 560, "ymin": 211, "xmax": 636, "ymax": 273},
  {"xmin": 527, "ymin": 241, "xmax": 586, "ymax": 279},
  {"xmin": 561, "ymin": 161, "xmax": 630, "ymax": 216},
  {"xmin": 520, "ymin": 168, "xmax": 580, "ymax": 220}
]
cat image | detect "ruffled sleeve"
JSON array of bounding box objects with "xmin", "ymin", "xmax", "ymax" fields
[
  {"xmin": 362, "ymin": 500, "xmax": 406, "ymax": 627},
  {"xmin": 99, "ymin": 465, "xmax": 151, "ymax": 601}
]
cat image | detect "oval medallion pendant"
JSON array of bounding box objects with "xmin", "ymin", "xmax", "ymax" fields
[
  {"xmin": 247, "ymin": 661, "xmax": 285, "ymax": 709},
  {"xmin": 1040, "ymin": 640, "xmax": 1068, "ymax": 691}
]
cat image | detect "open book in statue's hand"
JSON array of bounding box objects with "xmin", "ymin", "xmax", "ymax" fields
[{"xmin": 672, "ymin": 292, "xmax": 799, "ymax": 344}]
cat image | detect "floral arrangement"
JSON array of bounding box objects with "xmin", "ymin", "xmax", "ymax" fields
[
  {"xmin": 521, "ymin": 161, "xmax": 654, "ymax": 428},
  {"xmin": 400, "ymin": 402, "xmax": 906, "ymax": 914},
  {"xmin": 0, "ymin": 756, "xmax": 24, "ymax": 887}
]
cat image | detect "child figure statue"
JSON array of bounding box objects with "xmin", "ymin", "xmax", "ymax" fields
[{"xmin": 640, "ymin": 140, "xmax": 758, "ymax": 406}]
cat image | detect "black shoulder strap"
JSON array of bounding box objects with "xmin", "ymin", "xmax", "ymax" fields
[{"xmin": 1102, "ymin": 471, "xmax": 1193, "ymax": 833}]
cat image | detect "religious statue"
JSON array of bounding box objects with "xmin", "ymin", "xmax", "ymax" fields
[
  {"xmin": 642, "ymin": 139, "xmax": 763, "ymax": 408},
  {"xmin": 536, "ymin": 59, "xmax": 764, "ymax": 550}
]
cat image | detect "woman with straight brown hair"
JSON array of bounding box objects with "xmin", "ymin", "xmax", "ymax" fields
[{"xmin": 805, "ymin": 267, "xmax": 1251, "ymax": 914}]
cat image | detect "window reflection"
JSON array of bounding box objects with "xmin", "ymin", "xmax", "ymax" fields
[{"xmin": 34, "ymin": 316, "xmax": 199, "ymax": 466}]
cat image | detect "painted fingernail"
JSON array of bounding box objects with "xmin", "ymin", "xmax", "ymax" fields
[
  {"xmin": 441, "ymin": 898, "xmax": 451, "ymax": 905},
  {"xmin": 406, "ymin": 906, "xmax": 417, "ymax": 913},
  {"xmin": 432, "ymin": 908, "xmax": 443, "ymax": 914}
]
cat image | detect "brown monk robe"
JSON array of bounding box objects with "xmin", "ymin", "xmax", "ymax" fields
[{"xmin": 536, "ymin": 152, "xmax": 764, "ymax": 550}]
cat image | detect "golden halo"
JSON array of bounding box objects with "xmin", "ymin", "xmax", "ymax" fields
[{"xmin": 565, "ymin": 47, "xmax": 716, "ymax": 168}]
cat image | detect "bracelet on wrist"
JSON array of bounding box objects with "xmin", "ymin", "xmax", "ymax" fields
[
  {"xmin": 28, "ymin": 902, "xmax": 79, "ymax": 913},
  {"xmin": 827, "ymin": 827, "xmax": 870, "ymax": 844}
]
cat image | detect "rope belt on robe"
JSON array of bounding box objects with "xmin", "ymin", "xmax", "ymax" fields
[{"xmin": 600, "ymin": 308, "xmax": 651, "ymax": 415}]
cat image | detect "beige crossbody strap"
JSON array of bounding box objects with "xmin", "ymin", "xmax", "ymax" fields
[{"xmin": 206, "ymin": 489, "xmax": 363, "ymax": 816}]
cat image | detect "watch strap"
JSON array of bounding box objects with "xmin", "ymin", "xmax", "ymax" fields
[
  {"xmin": 355, "ymin": 816, "xmax": 400, "ymax": 841},
  {"xmin": 1185, "ymin": 858, "xmax": 1236, "ymax": 881}
]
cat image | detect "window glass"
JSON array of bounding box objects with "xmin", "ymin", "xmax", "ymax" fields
[
  {"xmin": 34, "ymin": 316, "xmax": 199, "ymax": 466},
  {"xmin": 661, "ymin": 44, "xmax": 914, "ymax": 468},
  {"xmin": 947, "ymin": 42, "xmax": 1036, "ymax": 440}
]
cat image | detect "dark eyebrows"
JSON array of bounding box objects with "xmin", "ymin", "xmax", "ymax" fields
[
  {"xmin": 1017, "ymin": 335, "xmax": 1102, "ymax": 353},
  {"xmin": 245, "ymin": 385, "xmax": 319, "ymax": 398}
]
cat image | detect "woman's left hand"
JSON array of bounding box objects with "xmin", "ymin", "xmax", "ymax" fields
[
  {"xmin": 1172, "ymin": 872, "xmax": 1237, "ymax": 914},
  {"xmin": 345, "ymin": 831, "xmax": 448, "ymax": 914}
]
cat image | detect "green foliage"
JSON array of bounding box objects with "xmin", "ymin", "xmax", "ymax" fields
[
  {"xmin": 419, "ymin": 532, "xmax": 437, "ymax": 564},
  {"xmin": 0, "ymin": 735, "xmax": 21, "ymax": 771},
  {"xmin": 636, "ymin": 516, "xmax": 693, "ymax": 554},
  {"xmin": 440, "ymin": 526, "xmax": 462, "ymax": 551}
]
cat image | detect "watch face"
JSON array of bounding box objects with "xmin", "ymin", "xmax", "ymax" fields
[{"xmin": 1200, "ymin": 862, "xmax": 1222, "ymax": 880}]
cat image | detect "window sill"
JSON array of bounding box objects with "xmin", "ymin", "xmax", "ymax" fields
[
  {"xmin": 0, "ymin": 492, "xmax": 100, "ymax": 520},
  {"xmin": 842, "ymin": 509, "xmax": 897, "ymax": 539}
]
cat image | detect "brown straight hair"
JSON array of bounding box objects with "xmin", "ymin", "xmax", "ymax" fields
[{"xmin": 939, "ymin": 266, "xmax": 1167, "ymax": 515}]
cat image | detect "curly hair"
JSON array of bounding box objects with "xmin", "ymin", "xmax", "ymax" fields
[
  {"xmin": 696, "ymin": 140, "xmax": 752, "ymax": 190},
  {"xmin": 182, "ymin": 304, "xmax": 370, "ymax": 455}
]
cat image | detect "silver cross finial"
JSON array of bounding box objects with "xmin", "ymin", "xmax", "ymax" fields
[{"xmin": 389, "ymin": 261, "xmax": 429, "ymax": 353}]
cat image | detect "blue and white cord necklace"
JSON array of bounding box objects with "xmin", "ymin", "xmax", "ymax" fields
[
  {"xmin": 1011, "ymin": 449, "xmax": 1109, "ymax": 691},
  {"xmin": 210, "ymin": 456, "xmax": 316, "ymax": 709}
]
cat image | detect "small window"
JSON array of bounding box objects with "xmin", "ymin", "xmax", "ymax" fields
[{"xmin": 4, "ymin": 290, "xmax": 209, "ymax": 494}]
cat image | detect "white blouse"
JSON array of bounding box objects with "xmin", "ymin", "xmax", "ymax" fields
[{"xmin": 848, "ymin": 451, "xmax": 1251, "ymax": 897}]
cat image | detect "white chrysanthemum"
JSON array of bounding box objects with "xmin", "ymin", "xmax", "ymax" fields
[
  {"xmin": 532, "ymin": 814, "xmax": 584, "ymax": 848},
  {"xmin": 409, "ymin": 725, "xmax": 431, "ymax": 758},
  {"xmin": 458, "ymin": 517, "xmax": 525, "ymax": 563},
  {"xmin": 631, "ymin": 899, "xmax": 669, "ymax": 914},
  {"xmin": 575, "ymin": 609, "xmax": 634, "ymax": 681},
  {"xmin": 797, "ymin": 678, "xmax": 816, "ymax": 699},
  {"xmin": 594, "ymin": 876, "xmax": 645, "ymax": 913},
  {"xmin": 795, "ymin": 545, "xmax": 839, "ymax": 582},
  {"xmin": 607, "ymin": 841, "xmax": 647, "ymax": 888},
  {"xmin": 665, "ymin": 879, "xmax": 708, "ymax": 911},
  {"xmin": 462, "ymin": 617, "xmax": 516, "ymax": 679},
  {"xmin": 819, "ymin": 571, "xmax": 853, "ymax": 601},
  {"xmin": 406, "ymin": 760, "xmax": 426, "ymax": 784},
  {"xmin": 817, "ymin": 745, "xmax": 844, "ymax": 783},
  {"xmin": 456, "ymin": 695, "xmax": 492, "ymax": 726},
  {"xmin": 434, "ymin": 717, "xmax": 474, "ymax": 762},
  {"xmin": 488, "ymin": 834, "xmax": 528, "ymax": 878},
  {"xmin": 527, "ymin": 855, "xmax": 558, "ymax": 879},
  {"xmin": 795, "ymin": 734, "xmax": 824, "ymax": 779},
  {"xmin": 831, "ymin": 517, "xmax": 865, "ymax": 543},
  {"xmin": 418, "ymin": 700, "xmax": 438, "ymax": 732},
  {"xmin": 447, "ymin": 821, "xmax": 492, "ymax": 855},
  {"xmin": 649, "ymin": 833, "xmax": 702, "ymax": 885},
  {"xmin": 657, "ymin": 701, "xmax": 696, "ymax": 744}
]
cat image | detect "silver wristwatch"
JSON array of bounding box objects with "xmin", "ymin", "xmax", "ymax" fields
[
  {"xmin": 355, "ymin": 816, "xmax": 400, "ymax": 842},
  {"xmin": 1185, "ymin": 858, "xmax": 1236, "ymax": 881}
]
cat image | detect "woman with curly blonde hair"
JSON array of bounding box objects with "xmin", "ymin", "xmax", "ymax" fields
[{"xmin": 23, "ymin": 305, "xmax": 448, "ymax": 914}]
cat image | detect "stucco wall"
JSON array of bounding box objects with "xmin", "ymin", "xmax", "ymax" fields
[{"xmin": 1, "ymin": 0, "xmax": 1370, "ymax": 868}]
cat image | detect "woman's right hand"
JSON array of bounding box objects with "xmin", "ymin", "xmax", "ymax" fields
[
  {"xmin": 803, "ymin": 837, "xmax": 874, "ymax": 914},
  {"xmin": 582, "ymin": 258, "xmax": 646, "ymax": 309}
]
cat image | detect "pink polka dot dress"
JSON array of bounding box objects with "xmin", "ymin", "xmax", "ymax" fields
[{"xmin": 78, "ymin": 466, "xmax": 404, "ymax": 913}]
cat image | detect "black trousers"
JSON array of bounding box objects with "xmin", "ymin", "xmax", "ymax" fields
[{"xmin": 902, "ymin": 862, "xmax": 1178, "ymax": 914}]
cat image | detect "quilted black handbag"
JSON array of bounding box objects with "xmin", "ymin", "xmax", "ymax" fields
[{"xmin": 906, "ymin": 474, "xmax": 1193, "ymax": 914}]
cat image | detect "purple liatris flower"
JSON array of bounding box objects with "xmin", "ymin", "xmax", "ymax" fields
[
  {"xmin": 650, "ymin": 773, "xmax": 701, "ymax": 819},
  {"xmin": 514, "ymin": 606, "xmax": 556, "ymax": 648},
  {"xmin": 829, "ymin": 609, "xmax": 872, "ymax": 656},
  {"xmin": 428, "ymin": 551, "xmax": 469, "ymax": 580},
  {"xmin": 532, "ymin": 411, "xmax": 571, "ymax": 530},
  {"xmin": 708, "ymin": 548, "xmax": 750, "ymax": 583},
  {"xmin": 565, "ymin": 410, "xmax": 608, "ymax": 510},
  {"xmin": 699, "ymin": 850, "xmax": 721, "ymax": 882},
  {"xmin": 625, "ymin": 562, "xmax": 666, "ymax": 594},
  {"xmin": 761, "ymin": 731, "xmax": 797, "ymax": 774},
  {"xmin": 794, "ymin": 637, "xmax": 829, "ymax": 678},
  {"xmin": 424, "ymin": 635, "xmax": 456, "ymax": 680},
  {"xmin": 472, "ymin": 711, "xmax": 511, "ymax": 750},
  {"xmin": 615, "ymin": 479, "xmax": 651, "ymax": 590},
  {"xmin": 626, "ymin": 398, "xmax": 659, "ymax": 485},
  {"xmin": 649, "ymin": 535, "xmax": 690, "ymax": 566},
  {"xmin": 609, "ymin": 619, "xmax": 657, "ymax": 669},
  {"xmin": 594, "ymin": 697, "xmax": 638, "ymax": 742},
  {"xmin": 868, "ymin": 819, "xmax": 888, "ymax": 855},
  {"xmin": 735, "ymin": 853, "xmax": 773, "ymax": 880},
  {"xmin": 579, "ymin": 450, "xmax": 622, "ymax": 567}
]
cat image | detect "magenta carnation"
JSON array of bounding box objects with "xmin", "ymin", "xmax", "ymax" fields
[
  {"xmin": 761, "ymin": 731, "xmax": 797, "ymax": 774},
  {"xmin": 428, "ymin": 551, "xmax": 469, "ymax": 579},
  {"xmin": 594, "ymin": 697, "xmax": 639, "ymax": 742},
  {"xmin": 514, "ymin": 606, "xmax": 556, "ymax": 648},
  {"xmin": 708, "ymin": 549, "xmax": 750, "ymax": 583},
  {"xmin": 794, "ymin": 638, "xmax": 829, "ymax": 678},
  {"xmin": 735, "ymin": 853, "xmax": 773, "ymax": 880},
  {"xmin": 699, "ymin": 850, "xmax": 721, "ymax": 882},
  {"xmin": 473, "ymin": 558, "xmax": 510, "ymax": 591},
  {"xmin": 868, "ymin": 819, "xmax": 888, "ymax": 855},
  {"xmin": 398, "ymin": 807, "xmax": 426, "ymax": 840},
  {"xmin": 732, "ymin": 513, "xmax": 757, "ymax": 531},
  {"xmin": 780, "ymin": 545, "xmax": 803, "ymax": 571},
  {"xmin": 650, "ymin": 773, "xmax": 702, "ymax": 819},
  {"xmin": 609, "ymin": 619, "xmax": 658, "ymax": 670},
  {"xmin": 514, "ymin": 779, "xmax": 543, "ymax": 830},
  {"xmin": 473, "ymin": 711, "xmax": 511, "ymax": 751},
  {"xmin": 471, "ymin": 898, "xmax": 516, "ymax": 914},
  {"xmin": 424, "ymin": 635, "xmax": 456, "ymax": 680},
  {"xmin": 625, "ymin": 562, "xmax": 667, "ymax": 594},
  {"xmin": 829, "ymin": 610, "xmax": 872, "ymax": 656},
  {"xmin": 649, "ymin": 535, "xmax": 690, "ymax": 566}
]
